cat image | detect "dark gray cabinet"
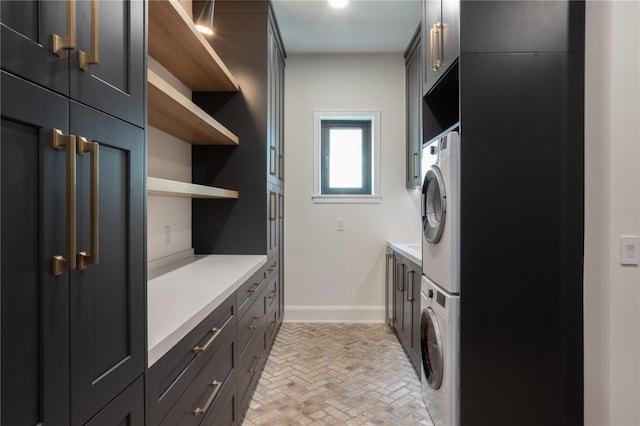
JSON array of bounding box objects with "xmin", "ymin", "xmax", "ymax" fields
[
  {"xmin": 405, "ymin": 25, "xmax": 423, "ymax": 188},
  {"xmin": 1, "ymin": 71, "xmax": 145, "ymax": 425},
  {"xmin": 268, "ymin": 18, "xmax": 286, "ymax": 187},
  {"xmin": 1, "ymin": 0, "xmax": 145, "ymax": 127},
  {"xmin": 392, "ymin": 251, "xmax": 421, "ymax": 372},
  {"xmin": 422, "ymin": 0, "xmax": 459, "ymax": 96},
  {"xmin": 1, "ymin": 0, "xmax": 146, "ymax": 422}
]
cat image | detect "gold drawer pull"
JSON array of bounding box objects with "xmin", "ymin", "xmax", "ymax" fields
[
  {"xmin": 52, "ymin": 129, "xmax": 77, "ymax": 276},
  {"xmin": 248, "ymin": 316, "xmax": 262, "ymax": 330},
  {"xmin": 268, "ymin": 290, "xmax": 277, "ymax": 300},
  {"xmin": 193, "ymin": 380, "xmax": 221, "ymax": 417},
  {"xmin": 248, "ymin": 283, "xmax": 260, "ymax": 293},
  {"xmin": 249, "ymin": 355, "xmax": 262, "ymax": 373},
  {"xmin": 192, "ymin": 327, "xmax": 221, "ymax": 353},
  {"xmin": 52, "ymin": 0, "xmax": 76, "ymax": 56}
]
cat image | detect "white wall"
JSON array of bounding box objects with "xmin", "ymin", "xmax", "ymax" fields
[
  {"xmin": 584, "ymin": 1, "xmax": 640, "ymax": 424},
  {"xmin": 283, "ymin": 54, "xmax": 422, "ymax": 323}
]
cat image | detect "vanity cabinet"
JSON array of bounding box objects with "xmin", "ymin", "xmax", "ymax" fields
[
  {"xmin": 405, "ymin": 25, "xmax": 423, "ymax": 188},
  {"xmin": 422, "ymin": 0, "xmax": 459, "ymax": 96}
]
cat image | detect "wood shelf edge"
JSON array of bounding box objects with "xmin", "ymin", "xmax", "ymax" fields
[{"xmin": 147, "ymin": 177, "xmax": 239, "ymax": 199}]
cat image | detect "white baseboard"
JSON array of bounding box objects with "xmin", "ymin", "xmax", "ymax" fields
[{"xmin": 283, "ymin": 305, "xmax": 386, "ymax": 324}]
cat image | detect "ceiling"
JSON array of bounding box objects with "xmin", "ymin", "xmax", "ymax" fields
[{"xmin": 271, "ymin": 0, "xmax": 422, "ymax": 54}]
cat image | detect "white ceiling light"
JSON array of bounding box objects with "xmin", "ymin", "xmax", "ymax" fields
[{"xmin": 328, "ymin": 0, "xmax": 349, "ymax": 9}]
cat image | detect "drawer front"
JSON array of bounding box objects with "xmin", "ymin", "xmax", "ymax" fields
[
  {"xmin": 238, "ymin": 327, "xmax": 266, "ymax": 409},
  {"xmin": 200, "ymin": 379, "xmax": 236, "ymax": 426},
  {"xmin": 237, "ymin": 267, "xmax": 266, "ymax": 319},
  {"xmin": 266, "ymin": 271, "xmax": 279, "ymax": 313},
  {"xmin": 237, "ymin": 287, "xmax": 266, "ymax": 355},
  {"xmin": 266, "ymin": 256, "xmax": 278, "ymax": 281},
  {"xmin": 148, "ymin": 294, "xmax": 236, "ymax": 425},
  {"xmin": 160, "ymin": 331, "xmax": 236, "ymax": 426},
  {"xmin": 266, "ymin": 304, "xmax": 280, "ymax": 349}
]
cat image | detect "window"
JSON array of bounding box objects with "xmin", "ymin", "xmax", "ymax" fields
[
  {"xmin": 313, "ymin": 110, "xmax": 381, "ymax": 203},
  {"xmin": 320, "ymin": 119, "xmax": 372, "ymax": 195}
]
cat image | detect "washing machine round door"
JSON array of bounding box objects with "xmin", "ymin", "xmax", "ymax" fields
[
  {"xmin": 421, "ymin": 307, "xmax": 444, "ymax": 389},
  {"xmin": 422, "ymin": 165, "xmax": 446, "ymax": 244}
]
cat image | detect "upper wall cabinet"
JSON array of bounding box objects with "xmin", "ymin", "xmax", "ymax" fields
[
  {"xmin": 422, "ymin": 0, "xmax": 459, "ymax": 96},
  {"xmin": 405, "ymin": 25, "xmax": 422, "ymax": 188},
  {"xmin": 1, "ymin": 0, "xmax": 145, "ymax": 128}
]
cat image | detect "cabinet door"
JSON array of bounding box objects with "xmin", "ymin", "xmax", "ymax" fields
[
  {"xmin": 278, "ymin": 190, "xmax": 285, "ymax": 321},
  {"xmin": 410, "ymin": 266, "xmax": 422, "ymax": 366},
  {"xmin": 402, "ymin": 264, "xmax": 415, "ymax": 350},
  {"xmin": 267, "ymin": 24, "xmax": 278, "ymax": 184},
  {"xmin": 267, "ymin": 184, "xmax": 279, "ymax": 259},
  {"xmin": 441, "ymin": 0, "xmax": 459, "ymax": 74},
  {"xmin": 406, "ymin": 29, "xmax": 422, "ymax": 188},
  {"xmin": 69, "ymin": 101, "xmax": 145, "ymax": 425},
  {"xmin": 422, "ymin": 0, "xmax": 441, "ymax": 95},
  {"xmin": 84, "ymin": 376, "xmax": 144, "ymax": 426},
  {"xmin": 393, "ymin": 255, "xmax": 405, "ymax": 334},
  {"xmin": 1, "ymin": 0, "xmax": 69, "ymax": 95},
  {"xmin": 70, "ymin": 0, "xmax": 145, "ymax": 127},
  {"xmin": 277, "ymin": 47, "xmax": 285, "ymax": 185},
  {"xmin": 1, "ymin": 70, "xmax": 71, "ymax": 426}
]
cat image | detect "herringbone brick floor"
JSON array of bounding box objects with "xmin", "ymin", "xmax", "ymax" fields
[{"xmin": 243, "ymin": 323, "xmax": 432, "ymax": 426}]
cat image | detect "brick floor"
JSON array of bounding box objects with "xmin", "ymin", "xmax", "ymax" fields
[{"xmin": 243, "ymin": 323, "xmax": 433, "ymax": 426}]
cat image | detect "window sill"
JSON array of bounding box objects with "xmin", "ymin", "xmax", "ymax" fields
[{"xmin": 311, "ymin": 194, "xmax": 382, "ymax": 204}]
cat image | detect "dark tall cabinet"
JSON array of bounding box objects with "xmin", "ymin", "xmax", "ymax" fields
[
  {"xmin": 418, "ymin": 1, "xmax": 585, "ymax": 424},
  {"xmin": 1, "ymin": 1, "xmax": 146, "ymax": 424}
]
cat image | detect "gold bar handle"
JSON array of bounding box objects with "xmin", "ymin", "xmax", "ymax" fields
[
  {"xmin": 52, "ymin": 0, "xmax": 76, "ymax": 56},
  {"xmin": 268, "ymin": 290, "xmax": 277, "ymax": 300},
  {"xmin": 249, "ymin": 355, "xmax": 262, "ymax": 373},
  {"xmin": 248, "ymin": 315, "xmax": 262, "ymax": 330},
  {"xmin": 52, "ymin": 129, "xmax": 77, "ymax": 276},
  {"xmin": 434, "ymin": 21, "xmax": 442, "ymax": 70},
  {"xmin": 193, "ymin": 327, "xmax": 221, "ymax": 353},
  {"xmin": 248, "ymin": 282, "xmax": 261, "ymax": 293},
  {"xmin": 77, "ymin": 136, "xmax": 99, "ymax": 270},
  {"xmin": 279, "ymin": 193, "xmax": 283, "ymax": 219},
  {"xmin": 429, "ymin": 24, "xmax": 436, "ymax": 71},
  {"xmin": 193, "ymin": 380, "xmax": 222, "ymax": 417},
  {"xmin": 78, "ymin": 0, "xmax": 99, "ymax": 70},
  {"xmin": 270, "ymin": 146, "xmax": 277, "ymax": 176},
  {"xmin": 269, "ymin": 191, "xmax": 276, "ymax": 221}
]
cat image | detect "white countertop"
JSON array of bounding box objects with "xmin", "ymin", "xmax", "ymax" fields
[
  {"xmin": 147, "ymin": 255, "xmax": 266, "ymax": 366},
  {"xmin": 387, "ymin": 242, "xmax": 422, "ymax": 265}
]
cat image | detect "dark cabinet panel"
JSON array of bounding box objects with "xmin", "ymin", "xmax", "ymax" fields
[
  {"xmin": 68, "ymin": 101, "xmax": 145, "ymax": 425},
  {"xmin": 1, "ymin": 0, "xmax": 69, "ymax": 95},
  {"xmin": 422, "ymin": 0, "xmax": 459, "ymax": 96},
  {"xmin": 84, "ymin": 376, "xmax": 145, "ymax": 426},
  {"xmin": 393, "ymin": 255, "xmax": 404, "ymax": 335},
  {"xmin": 405, "ymin": 25, "xmax": 422, "ymax": 188},
  {"xmin": 460, "ymin": 1, "xmax": 585, "ymax": 53},
  {"xmin": 391, "ymin": 249, "xmax": 421, "ymax": 372},
  {"xmin": 1, "ymin": 71, "xmax": 71, "ymax": 426},
  {"xmin": 70, "ymin": 0, "xmax": 145, "ymax": 127}
]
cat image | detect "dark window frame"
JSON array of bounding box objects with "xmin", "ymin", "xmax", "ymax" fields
[{"xmin": 320, "ymin": 119, "xmax": 372, "ymax": 195}]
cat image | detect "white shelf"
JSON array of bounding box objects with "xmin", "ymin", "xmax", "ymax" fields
[{"xmin": 147, "ymin": 177, "xmax": 239, "ymax": 199}]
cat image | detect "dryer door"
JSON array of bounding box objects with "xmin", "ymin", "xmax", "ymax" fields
[
  {"xmin": 422, "ymin": 165, "xmax": 446, "ymax": 244},
  {"xmin": 421, "ymin": 306, "xmax": 444, "ymax": 389}
]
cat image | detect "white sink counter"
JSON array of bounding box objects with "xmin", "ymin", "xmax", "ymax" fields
[
  {"xmin": 147, "ymin": 255, "xmax": 266, "ymax": 366},
  {"xmin": 388, "ymin": 242, "xmax": 421, "ymax": 265}
]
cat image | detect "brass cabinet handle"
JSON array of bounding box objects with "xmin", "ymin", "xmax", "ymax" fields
[
  {"xmin": 77, "ymin": 136, "xmax": 99, "ymax": 270},
  {"xmin": 279, "ymin": 192, "xmax": 284, "ymax": 219},
  {"xmin": 270, "ymin": 146, "xmax": 277, "ymax": 176},
  {"xmin": 268, "ymin": 289, "xmax": 277, "ymax": 300},
  {"xmin": 429, "ymin": 24, "xmax": 436, "ymax": 71},
  {"xmin": 431, "ymin": 21, "xmax": 442, "ymax": 71},
  {"xmin": 52, "ymin": 129, "xmax": 77, "ymax": 276},
  {"xmin": 406, "ymin": 270, "xmax": 415, "ymax": 302},
  {"xmin": 193, "ymin": 327, "xmax": 221, "ymax": 353},
  {"xmin": 79, "ymin": 0, "xmax": 99, "ymax": 70},
  {"xmin": 268, "ymin": 261, "xmax": 276, "ymax": 272},
  {"xmin": 248, "ymin": 315, "xmax": 262, "ymax": 330},
  {"xmin": 248, "ymin": 282, "xmax": 261, "ymax": 293},
  {"xmin": 193, "ymin": 380, "xmax": 222, "ymax": 417},
  {"xmin": 279, "ymin": 154, "xmax": 284, "ymax": 180},
  {"xmin": 52, "ymin": 0, "xmax": 77, "ymax": 56},
  {"xmin": 249, "ymin": 355, "xmax": 262, "ymax": 373},
  {"xmin": 269, "ymin": 191, "xmax": 276, "ymax": 221}
]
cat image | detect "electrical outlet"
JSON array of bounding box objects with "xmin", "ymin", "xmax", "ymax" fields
[
  {"xmin": 336, "ymin": 218, "xmax": 345, "ymax": 231},
  {"xmin": 164, "ymin": 225, "xmax": 171, "ymax": 245},
  {"xmin": 620, "ymin": 236, "xmax": 640, "ymax": 265}
]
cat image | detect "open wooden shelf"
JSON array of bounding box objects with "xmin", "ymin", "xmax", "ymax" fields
[
  {"xmin": 148, "ymin": 69, "xmax": 239, "ymax": 145},
  {"xmin": 148, "ymin": 177, "xmax": 239, "ymax": 199},
  {"xmin": 148, "ymin": 0, "xmax": 238, "ymax": 92}
]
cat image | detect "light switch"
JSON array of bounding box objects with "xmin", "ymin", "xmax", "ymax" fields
[
  {"xmin": 336, "ymin": 218, "xmax": 345, "ymax": 231},
  {"xmin": 620, "ymin": 236, "xmax": 640, "ymax": 265}
]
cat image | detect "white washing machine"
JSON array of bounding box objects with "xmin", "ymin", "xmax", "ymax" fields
[
  {"xmin": 421, "ymin": 275, "xmax": 460, "ymax": 426},
  {"xmin": 421, "ymin": 130, "xmax": 460, "ymax": 294}
]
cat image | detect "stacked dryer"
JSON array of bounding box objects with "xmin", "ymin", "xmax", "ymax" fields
[{"xmin": 420, "ymin": 130, "xmax": 461, "ymax": 426}]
